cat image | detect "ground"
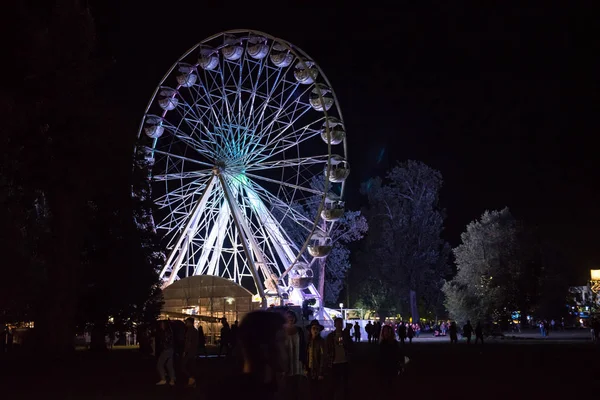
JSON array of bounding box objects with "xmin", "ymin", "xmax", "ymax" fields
[{"xmin": 2, "ymin": 330, "xmax": 599, "ymax": 399}]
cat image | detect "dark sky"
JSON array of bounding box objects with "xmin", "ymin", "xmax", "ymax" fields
[{"xmin": 91, "ymin": 2, "xmax": 598, "ymax": 281}]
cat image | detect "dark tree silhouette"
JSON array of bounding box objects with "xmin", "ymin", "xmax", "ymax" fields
[{"xmin": 358, "ymin": 161, "xmax": 449, "ymax": 321}]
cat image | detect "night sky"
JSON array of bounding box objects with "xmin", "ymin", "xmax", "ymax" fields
[{"xmin": 91, "ymin": 2, "xmax": 597, "ymax": 281}]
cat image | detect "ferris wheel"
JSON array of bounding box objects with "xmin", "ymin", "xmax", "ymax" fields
[{"xmin": 133, "ymin": 29, "xmax": 349, "ymax": 311}]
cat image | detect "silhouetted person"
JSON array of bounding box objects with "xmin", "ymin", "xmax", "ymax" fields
[
  {"xmin": 218, "ymin": 311, "xmax": 287, "ymax": 400},
  {"xmin": 219, "ymin": 318, "xmax": 231, "ymax": 357},
  {"xmin": 379, "ymin": 325, "xmax": 404, "ymax": 395},
  {"xmin": 397, "ymin": 322, "xmax": 406, "ymax": 345},
  {"xmin": 463, "ymin": 321, "xmax": 473, "ymax": 344},
  {"xmin": 449, "ymin": 321, "xmax": 458, "ymax": 344},
  {"xmin": 365, "ymin": 321, "xmax": 373, "ymax": 343},
  {"xmin": 306, "ymin": 320, "xmax": 326, "ymax": 400},
  {"xmin": 182, "ymin": 317, "xmax": 198, "ymax": 387},
  {"xmin": 230, "ymin": 320, "xmax": 239, "ymax": 350},
  {"xmin": 407, "ymin": 324, "xmax": 414, "ymax": 344},
  {"xmin": 156, "ymin": 321, "xmax": 176, "ymax": 386},
  {"xmin": 197, "ymin": 325, "xmax": 208, "ymax": 357},
  {"xmin": 282, "ymin": 310, "xmax": 308, "ymax": 399},
  {"xmin": 353, "ymin": 322, "xmax": 361, "ymax": 342},
  {"xmin": 373, "ymin": 321, "xmax": 381, "ymax": 343},
  {"xmin": 475, "ymin": 322, "xmax": 484, "ymax": 344}
]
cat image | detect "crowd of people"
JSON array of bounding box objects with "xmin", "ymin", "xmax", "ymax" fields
[
  {"xmin": 152, "ymin": 311, "xmax": 409, "ymax": 399},
  {"xmin": 150, "ymin": 311, "xmax": 600, "ymax": 399}
]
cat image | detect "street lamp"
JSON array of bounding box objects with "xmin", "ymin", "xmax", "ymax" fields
[{"xmin": 339, "ymin": 303, "xmax": 344, "ymax": 322}]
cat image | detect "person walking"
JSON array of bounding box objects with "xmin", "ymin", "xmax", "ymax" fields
[{"xmin": 182, "ymin": 317, "xmax": 198, "ymax": 388}]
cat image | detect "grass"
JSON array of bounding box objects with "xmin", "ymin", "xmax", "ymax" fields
[{"xmin": 2, "ymin": 339, "xmax": 599, "ymax": 399}]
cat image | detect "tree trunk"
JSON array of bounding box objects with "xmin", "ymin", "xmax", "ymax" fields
[
  {"xmin": 317, "ymin": 258, "xmax": 325, "ymax": 300},
  {"xmin": 410, "ymin": 289, "xmax": 420, "ymax": 323},
  {"xmin": 35, "ymin": 192, "xmax": 80, "ymax": 356},
  {"xmin": 90, "ymin": 320, "xmax": 107, "ymax": 352}
]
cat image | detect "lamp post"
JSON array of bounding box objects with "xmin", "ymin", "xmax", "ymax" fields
[{"xmin": 339, "ymin": 303, "xmax": 344, "ymax": 322}]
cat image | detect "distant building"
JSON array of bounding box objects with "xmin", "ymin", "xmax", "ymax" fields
[{"xmin": 568, "ymin": 284, "xmax": 599, "ymax": 321}]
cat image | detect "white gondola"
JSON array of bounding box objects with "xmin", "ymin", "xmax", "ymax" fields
[
  {"xmin": 294, "ymin": 60, "xmax": 318, "ymax": 84},
  {"xmin": 326, "ymin": 155, "xmax": 350, "ymax": 183},
  {"xmin": 144, "ymin": 115, "xmax": 165, "ymax": 139},
  {"xmin": 321, "ymin": 117, "xmax": 346, "ymax": 145},
  {"xmin": 158, "ymin": 88, "xmax": 178, "ymax": 111},
  {"xmin": 247, "ymin": 36, "xmax": 269, "ymax": 59},
  {"xmin": 198, "ymin": 46, "xmax": 219, "ymax": 70},
  {"xmin": 307, "ymin": 233, "xmax": 332, "ymax": 258},
  {"xmin": 222, "ymin": 34, "xmax": 243, "ymax": 61},
  {"xmin": 289, "ymin": 263, "xmax": 314, "ymax": 289},
  {"xmin": 309, "ymin": 84, "xmax": 334, "ymax": 112},
  {"xmin": 176, "ymin": 64, "xmax": 197, "ymax": 87},
  {"xmin": 321, "ymin": 194, "xmax": 345, "ymax": 221},
  {"xmin": 270, "ymin": 42, "xmax": 293, "ymax": 67}
]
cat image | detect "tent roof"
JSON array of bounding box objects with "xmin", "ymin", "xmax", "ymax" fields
[{"xmin": 163, "ymin": 275, "xmax": 254, "ymax": 300}]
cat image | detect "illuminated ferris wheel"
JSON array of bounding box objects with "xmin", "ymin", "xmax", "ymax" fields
[{"xmin": 133, "ymin": 29, "xmax": 349, "ymax": 310}]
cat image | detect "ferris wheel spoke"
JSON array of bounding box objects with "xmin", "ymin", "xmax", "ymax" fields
[
  {"xmin": 245, "ymin": 178, "xmax": 318, "ymax": 234},
  {"xmin": 153, "ymin": 178, "xmax": 204, "ymax": 205},
  {"xmin": 245, "ymin": 87, "xmax": 313, "ymax": 158},
  {"xmin": 243, "ymin": 172, "xmax": 323, "ymax": 199},
  {"xmin": 245, "ymin": 155, "xmax": 329, "ymax": 173},
  {"xmin": 152, "ymin": 169, "xmax": 213, "ymax": 182},
  {"xmin": 150, "ymin": 148, "xmax": 214, "ymax": 169},
  {"xmin": 237, "ymin": 188, "xmax": 291, "ymax": 275},
  {"xmin": 248, "ymin": 124, "xmax": 322, "ymax": 166}
]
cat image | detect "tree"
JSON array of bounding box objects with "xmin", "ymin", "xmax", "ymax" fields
[
  {"xmin": 443, "ymin": 208, "xmax": 540, "ymax": 324},
  {"xmin": 357, "ymin": 161, "xmax": 449, "ymax": 321},
  {"xmin": 0, "ymin": 0, "xmax": 110, "ymax": 353}
]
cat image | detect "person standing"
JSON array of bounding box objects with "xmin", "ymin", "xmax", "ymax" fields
[
  {"xmin": 283, "ymin": 310, "xmax": 308, "ymax": 399},
  {"xmin": 306, "ymin": 320, "xmax": 326, "ymax": 400},
  {"xmin": 156, "ymin": 321, "xmax": 176, "ymax": 386},
  {"xmin": 353, "ymin": 322, "xmax": 361, "ymax": 343},
  {"xmin": 407, "ymin": 324, "xmax": 414, "ymax": 344},
  {"xmin": 397, "ymin": 322, "xmax": 406, "ymax": 345},
  {"xmin": 326, "ymin": 317, "xmax": 353, "ymax": 400},
  {"xmin": 182, "ymin": 317, "xmax": 198, "ymax": 388},
  {"xmin": 197, "ymin": 325, "xmax": 208, "ymax": 358},
  {"xmin": 379, "ymin": 325, "xmax": 404, "ymax": 396},
  {"xmin": 463, "ymin": 320, "xmax": 473, "ymax": 344},
  {"xmin": 365, "ymin": 321, "xmax": 373, "ymax": 343},
  {"xmin": 449, "ymin": 321, "xmax": 458, "ymax": 344},
  {"xmin": 219, "ymin": 318, "xmax": 231, "ymax": 357}
]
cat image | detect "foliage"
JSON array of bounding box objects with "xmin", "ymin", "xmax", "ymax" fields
[
  {"xmin": 357, "ymin": 161, "xmax": 450, "ymax": 320},
  {"xmin": 0, "ymin": 1, "xmax": 161, "ymax": 351},
  {"xmin": 443, "ymin": 207, "xmax": 555, "ymax": 324}
]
